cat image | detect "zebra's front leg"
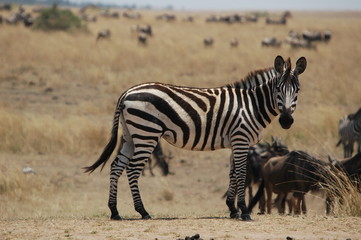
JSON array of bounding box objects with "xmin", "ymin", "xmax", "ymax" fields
[
  {"xmin": 126, "ymin": 162, "xmax": 151, "ymax": 219},
  {"xmin": 233, "ymin": 146, "xmax": 252, "ymax": 221},
  {"xmin": 225, "ymin": 155, "xmax": 238, "ymax": 218}
]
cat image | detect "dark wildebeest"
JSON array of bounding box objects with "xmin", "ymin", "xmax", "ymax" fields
[
  {"xmin": 138, "ymin": 24, "xmax": 152, "ymax": 36},
  {"xmin": 336, "ymin": 108, "xmax": 361, "ymax": 158},
  {"xmin": 302, "ymin": 30, "xmax": 323, "ymax": 41},
  {"xmin": 182, "ymin": 16, "xmax": 194, "ymax": 22},
  {"xmin": 81, "ymin": 14, "xmax": 97, "ymax": 22},
  {"xmin": 96, "ymin": 29, "xmax": 111, "ymax": 41},
  {"xmin": 223, "ymin": 137, "xmax": 289, "ymax": 208},
  {"xmin": 0, "ymin": 3, "xmax": 12, "ymax": 11},
  {"xmin": 143, "ymin": 143, "xmax": 172, "ymax": 176},
  {"xmin": 266, "ymin": 16, "xmax": 286, "ymax": 25},
  {"xmin": 203, "ymin": 37, "xmax": 214, "ymax": 47},
  {"xmin": 324, "ymin": 30, "xmax": 332, "ymax": 41},
  {"xmin": 261, "ymin": 37, "xmax": 282, "ymax": 47},
  {"xmin": 22, "ymin": 13, "xmax": 34, "ymax": 27},
  {"xmin": 285, "ymin": 37, "xmax": 316, "ymax": 50},
  {"xmin": 327, "ymin": 153, "xmax": 361, "ymax": 214},
  {"xmin": 248, "ymin": 151, "xmax": 328, "ymax": 215},
  {"xmin": 245, "ymin": 14, "xmax": 258, "ymax": 22},
  {"xmin": 156, "ymin": 13, "xmax": 176, "ymax": 21},
  {"xmin": 131, "ymin": 24, "xmax": 152, "ymax": 37},
  {"xmin": 123, "ymin": 11, "xmax": 141, "ymax": 20},
  {"xmin": 101, "ymin": 10, "xmax": 119, "ymax": 19},
  {"xmin": 138, "ymin": 33, "xmax": 147, "ymax": 45}
]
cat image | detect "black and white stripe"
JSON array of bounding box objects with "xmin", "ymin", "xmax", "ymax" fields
[
  {"xmin": 84, "ymin": 55, "xmax": 307, "ymax": 221},
  {"xmin": 337, "ymin": 108, "xmax": 361, "ymax": 157}
]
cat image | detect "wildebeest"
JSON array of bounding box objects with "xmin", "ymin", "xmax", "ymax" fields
[
  {"xmin": 328, "ymin": 153, "xmax": 361, "ymax": 184},
  {"xmin": 137, "ymin": 33, "xmax": 148, "ymax": 45},
  {"xmin": 324, "ymin": 30, "xmax": 332, "ymax": 41},
  {"xmin": 248, "ymin": 151, "xmax": 328, "ymax": 215},
  {"xmin": 223, "ymin": 137, "xmax": 289, "ymax": 208},
  {"xmin": 327, "ymin": 153, "xmax": 361, "ymax": 214},
  {"xmin": 336, "ymin": 108, "xmax": 361, "ymax": 157},
  {"xmin": 261, "ymin": 37, "xmax": 282, "ymax": 47},
  {"xmin": 156, "ymin": 13, "xmax": 176, "ymax": 21},
  {"xmin": 100, "ymin": 10, "xmax": 119, "ymax": 18},
  {"xmin": 302, "ymin": 30, "xmax": 323, "ymax": 41},
  {"xmin": 81, "ymin": 14, "xmax": 97, "ymax": 22},
  {"xmin": 0, "ymin": 3, "xmax": 12, "ymax": 11},
  {"xmin": 203, "ymin": 37, "xmax": 214, "ymax": 47},
  {"xmin": 182, "ymin": 16, "xmax": 194, "ymax": 22},
  {"xmin": 123, "ymin": 11, "xmax": 141, "ymax": 19},
  {"xmin": 143, "ymin": 143, "xmax": 172, "ymax": 176},
  {"xmin": 22, "ymin": 13, "xmax": 34, "ymax": 27},
  {"xmin": 285, "ymin": 37, "xmax": 316, "ymax": 50},
  {"xmin": 131, "ymin": 24, "xmax": 152, "ymax": 37},
  {"xmin": 96, "ymin": 29, "xmax": 111, "ymax": 41},
  {"xmin": 266, "ymin": 16, "xmax": 286, "ymax": 25}
]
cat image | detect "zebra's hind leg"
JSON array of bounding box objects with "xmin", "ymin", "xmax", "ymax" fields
[
  {"xmin": 126, "ymin": 162, "xmax": 151, "ymax": 219},
  {"xmin": 126, "ymin": 143, "xmax": 155, "ymax": 219},
  {"xmin": 108, "ymin": 140, "xmax": 133, "ymax": 220}
]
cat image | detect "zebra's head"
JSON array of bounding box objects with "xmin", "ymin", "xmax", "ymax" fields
[{"xmin": 274, "ymin": 55, "xmax": 307, "ymax": 129}]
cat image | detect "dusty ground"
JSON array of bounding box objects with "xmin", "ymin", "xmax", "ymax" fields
[{"xmin": 2, "ymin": 215, "xmax": 360, "ymax": 240}]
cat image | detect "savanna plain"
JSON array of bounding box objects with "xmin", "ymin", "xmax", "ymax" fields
[{"xmin": 0, "ymin": 7, "xmax": 361, "ymax": 240}]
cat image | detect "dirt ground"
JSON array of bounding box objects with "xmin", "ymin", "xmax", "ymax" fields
[{"xmin": 2, "ymin": 215, "xmax": 360, "ymax": 240}]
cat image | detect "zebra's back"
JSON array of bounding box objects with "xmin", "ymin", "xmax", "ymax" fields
[{"xmin": 121, "ymin": 82, "xmax": 240, "ymax": 151}]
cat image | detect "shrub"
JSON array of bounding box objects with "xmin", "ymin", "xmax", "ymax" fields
[{"xmin": 33, "ymin": 5, "xmax": 86, "ymax": 32}]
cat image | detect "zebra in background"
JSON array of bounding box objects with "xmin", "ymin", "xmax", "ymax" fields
[
  {"xmin": 84, "ymin": 55, "xmax": 307, "ymax": 221},
  {"xmin": 337, "ymin": 108, "xmax": 361, "ymax": 157}
]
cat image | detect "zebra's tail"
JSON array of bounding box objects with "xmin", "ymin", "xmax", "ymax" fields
[
  {"xmin": 247, "ymin": 180, "xmax": 265, "ymax": 213},
  {"xmin": 83, "ymin": 98, "xmax": 123, "ymax": 174}
]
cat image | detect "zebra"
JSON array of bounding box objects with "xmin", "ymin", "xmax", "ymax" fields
[
  {"xmin": 84, "ymin": 55, "xmax": 307, "ymax": 221},
  {"xmin": 336, "ymin": 108, "xmax": 361, "ymax": 157}
]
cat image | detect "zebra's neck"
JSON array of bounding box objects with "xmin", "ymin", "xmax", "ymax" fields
[
  {"xmin": 227, "ymin": 67, "xmax": 276, "ymax": 90},
  {"xmin": 228, "ymin": 67, "xmax": 280, "ymax": 127},
  {"xmin": 246, "ymin": 77, "xmax": 279, "ymax": 129}
]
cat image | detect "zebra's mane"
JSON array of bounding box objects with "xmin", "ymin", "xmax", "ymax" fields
[{"xmin": 227, "ymin": 67, "xmax": 276, "ymax": 89}]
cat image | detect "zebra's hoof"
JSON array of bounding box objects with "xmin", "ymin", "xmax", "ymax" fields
[
  {"xmin": 241, "ymin": 213, "xmax": 253, "ymax": 221},
  {"xmin": 110, "ymin": 214, "xmax": 122, "ymax": 220},
  {"xmin": 142, "ymin": 215, "xmax": 152, "ymax": 220}
]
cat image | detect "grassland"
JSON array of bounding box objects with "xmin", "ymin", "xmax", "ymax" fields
[{"xmin": 0, "ymin": 6, "xmax": 361, "ymax": 239}]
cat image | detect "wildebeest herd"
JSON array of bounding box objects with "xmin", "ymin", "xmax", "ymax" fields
[{"xmin": 0, "ymin": 5, "xmax": 332, "ymax": 50}]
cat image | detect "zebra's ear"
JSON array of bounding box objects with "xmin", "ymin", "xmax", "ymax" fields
[
  {"xmin": 295, "ymin": 57, "xmax": 307, "ymax": 75},
  {"xmin": 274, "ymin": 55, "xmax": 285, "ymax": 74}
]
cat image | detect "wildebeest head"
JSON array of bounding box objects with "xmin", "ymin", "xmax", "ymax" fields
[
  {"xmin": 328, "ymin": 153, "xmax": 361, "ymax": 182},
  {"xmin": 273, "ymin": 56, "xmax": 307, "ymax": 129}
]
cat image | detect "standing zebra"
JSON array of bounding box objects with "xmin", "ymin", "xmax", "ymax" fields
[
  {"xmin": 337, "ymin": 108, "xmax": 361, "ymax": 157},
  {"xmin": 84, "ymin": 55, "xmax": 307, "ymax": 221}
]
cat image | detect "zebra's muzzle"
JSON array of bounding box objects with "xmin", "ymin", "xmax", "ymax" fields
[{"xmin": 279, "ymin": 112, "xmax": 294, "ymax": 129}]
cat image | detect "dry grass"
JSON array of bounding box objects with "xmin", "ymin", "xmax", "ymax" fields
[
  {"xmin": 0, "ymin": 7, "xmax": 361, "ymax": 221},
  {"xmin": 320, "ymin": 167, "xmax": 361, "ymax": 217}
]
